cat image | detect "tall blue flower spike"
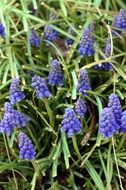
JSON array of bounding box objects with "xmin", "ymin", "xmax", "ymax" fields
[
  {"xmin": 29, "ymin": 30, "xmax": 40, "ymax": 47},
  {"xmin": 0, "ymin": 23, "xmax": 5, "ymax": 37},
  {"xmin": 108, "ymin": 93, "xmax": 122, "ymax": 125},
  {"xmin": 94, "ymin": 41, "xmax": 113, "ymax": 71},
  {"xmin": 120, "ymin": 111, "xmax": 126, "ymax": 133},
  {"xmin": 0, "ymin": 113, "xmax": 15, "ymax": 135},
  {"xmin": 78, "ymin": 23, "xmax": 94, "ymax": 58},
  {"xmin": 18, "ymin": 132, "xmax": 36, "ymax": 160},
  {"xmin": 77, "ymin": 69, "xmax": 91, "ymax": 96},
  {"xmin": 9, "ymin": 78, "xmax": 25, "ymax": 105},
  {"xmin": 44, "ymin": 12, "xmax": 58, "ymax": 44},
  {"xmin": 31, "ymin": 75, "xmax": 51, "ymax": 99},
  {"xmin": 48, "ymin": 59, "xmax": 63, "ymax": 86},
  {"xmin": 99, "ymin": 107, "xmax": 119, "ymax": 138},
  {"xmin": 75, "ymin": 98, "xmax": 87, "ymax": 118},
  {"xmin": 2, "ymin": 102, "xmax": 30, "ymax": 129},
  {"xmin": 61, "ymin": 108, "xmax": 82, "ymax": 137},
  {"xmin": 112, "ymin": 9, "xmax": 126, "ymax": 31}
]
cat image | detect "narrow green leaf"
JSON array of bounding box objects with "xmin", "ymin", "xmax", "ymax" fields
[{"xmin": 85, "ymin": 160, "xmax": 106, "ymax": 190}]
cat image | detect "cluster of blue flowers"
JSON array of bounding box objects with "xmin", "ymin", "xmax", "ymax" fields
[
  {"xmin": 61, "ymin": 108, "xmax": 82, "ymax": 137},
  {"xmin": 99, "ymin": 93, "xmax": 126, "ymax": 138},
  {"xmin": 94, "ymin": 41, "xmax": 113, "ymax": 71},
  {"xmin": 78, "ymin": 23, "xmax": 94, "ymax": 58},
  {"xmin": 18, "ymin": 132, "xmax": 36, "ymax": 160},
  {"xmin": 112, "ymin": 9, "xmax": 126, "ymax": 33},
  {"xmin": 77, "ymin": 69, "xmax": 91, "ymax": 96},
  {"xmin": 48, "ymin": 59, "xmax": 63, "ymax": 86},
  {"xmin": 0, "ymin": 78, "xmax": 35, "ymax": 160},
  {"xmin": 9, "ymin": 78, "xmax": 25, "ymax": 104},
  {"xmin": 44, "ymin": 12, "xmax": 58, "ymax": 45},
  {"xmin": 29, "ymin": 30, "xmax": 41, "ymax": 47},
  {"xmin": 75, "ymin": 98, "xmax": 87, "ymax": 118},
  {"xmin": 0, "ymin": 23, "xmax": 5, "ymax": 37},
  {"xmin": 31, "ymin": 75, "xmax": 51, "ymax": 99}
]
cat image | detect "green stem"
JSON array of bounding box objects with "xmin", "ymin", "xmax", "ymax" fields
[
  {"xmin": 3, "ymin": 134, "xmax": 18, "ymax": 190},
  {"xmin": 43, "ymin": 99, "xmax": 54, "ymax": 128},
  {"xmin": 72, "ymin": 136, "xmax": 81, "ymax": 160},
  {"xmin": 117, "ymin": 134, "xmax": 126, "ymax": 151},
  {"xmin": 112, "ymin": 136, "xmax": 124, "ymax": 190},
  {"xmin": 31, "ymin": 161, "xmax": 40, "ymax": 190}
]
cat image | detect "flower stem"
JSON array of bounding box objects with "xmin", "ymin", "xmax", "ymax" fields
[
  {"xmin": 43, "ymin": 98, "xmax": 54, "ymax": 128},
  {"xmin": 3, "ymin": 134, "xmax": 18, "ymax": 190},
  {"xmin": 72, "ymin": 136, "xmax": 81, "ymax": 159}
]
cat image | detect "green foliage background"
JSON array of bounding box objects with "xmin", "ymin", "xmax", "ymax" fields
[{"xmin": 0, "ymin": 0, "xmax": 126, "ymax": 190}]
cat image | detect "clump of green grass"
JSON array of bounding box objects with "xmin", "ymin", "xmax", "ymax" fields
[{"xmin": 0, "ymin": 0, "xmax": 126, "ymax": 190}]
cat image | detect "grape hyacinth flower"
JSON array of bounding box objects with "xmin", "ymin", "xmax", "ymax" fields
[
  {"xmin": 77, "ymin": 69, "xmax": 91, "ymax": 96},
  {"xmin": 78, "ymin": 23, "xmax": 94, "ymax": 58},
  {"xmin": 44, "ymin": 12, "xmax": 58, "ymax": 44},
  {"xmin": 31, "ymin": 75, "xmax": 51, "ymax": 99},
  {"xmin": 29, "ymin": 30, "xmax": 40, "ymax": 47},
  {"xmin": 18, "ymin": 132, "xmax": 36, "ymax": 160},
  {"xmin": 0, "ymin": 23, "xmax": 5, "ymax": 37},
  {"xmin": 120, "ymin": 111, "xmax": 126, "ymax": 133},
  {"xmin": 94, "ymin": 41, "xmax": 112, "ymax": 71},
  {"xmin": 75, "ymin": 98, "xmax": 87, "ymax": 118},
  {"xmin": 48, "ymin": 59, "xmax": 63, "ymax": 86},
  {"xmin": 0, "ymin": 113, "xmax": 15, "ymax": 135},
  {"xmin": 66, "ymin": 26, "xmax": 75, "ymax": 46},
  {"xmin": 112, "ymin": 9, "xmax": 126, "ymax": 32},
  {"xmin": 61, "ymin": 108, "xmax": 82, "ymax": 137},
  {"xmin": 108, "ymin": 93, "xmax": 122, "ymax": 125},
  {"xmin": 4, "ymin": 102, "xmax": 30, "ymax": 127},
  {"xmin": 9, "ymin": 78, "xmax": 25, "ymax": 105},
  {"xmin": 99, "ymin": 107, "xmax": 119, "ymax": 138}
]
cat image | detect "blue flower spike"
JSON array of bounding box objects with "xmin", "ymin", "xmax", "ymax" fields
[
  {"xmin": 0, "ymin": 23, "xmax": 5, "ymax": 37},
  {"xmin": 61, "ymin": 108, "xmax": 82, "ymax": 137},
  {"xmin": 18, "ymin": 132, "xmax": 36, "ymax": 160},
  {"xmin": 77, "ymin": 69, "xmax": 91, "ymax": 96},
  {"xmin": 112, "ymin": 9, "xmax": 126, "ymax": 31},
  {"xmin": 9, "ymin": 78, "xmax": 25, "ymax": 105},
  {"xmin": 4, "ymin": 102, "xmax": 30, "ymax": 128},
  {"xmin": 0, "ymin": 113, "xmax": 15, "ymax": 135},
  {"xmin": 78, "ymin": 23, "xmax": 94, "ymax": 58},
  {"xmin": 31, "ymin": 75, "xmax": 51, "ymax": 99},
  {"xmin": 120, "ymin": 111, "xmax": 126, "ymax": 133},
  {"xmin": 99, "ymin": 107, "xmax": 119, "ymax": 138},
  {"xmin": 75, "ymin": 98, "xmax": 87, "ymax": 118},
  {"xmin": 48, "ymin": 59, "xmax": 63, "ymax": 86},
  {"xmin": 30, "ymin": 30, "xmax": 40, "ymax": 47},
  {"xmin": 44, "ymin": 12, "xmax": 58, "ymax": 44},
  {"xmin": 108, "ymin": 93, "xmax": 122, "ymax": 125}
]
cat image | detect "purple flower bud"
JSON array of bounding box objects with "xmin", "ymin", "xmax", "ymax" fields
[
  {"xmin": 0, "ymin": 23, "xmax": 5, "ymax": 37},
  {"xmin": 108, "ymin": 93, "xmax": 122, "ymax": 125},
  {"xmin": 30, "ymin": 30, "xmax": 40, "ymax": 47},
  {"xmin": 99, "ymin": 107, "xmax": 119, "ymax": 138},
  {"xmin": 48, "ymin": 59, "xmax": 63, "ymax": 86},
  {"xmin": 77, "ymin": 69, "xmax": 91, "ymax": 96},
  {"xmin": 61, "ymin": 108, "xmax": 82, "ymax": 137},
  {"xmin": 75, "ymin": 98, "xmax": 87, "ymax": 118},
  {"xmin": 31, "ymin": 75, "xmax": 51, "ymax": 99},
  {"xmin": 120, "ymin": 111, "xmax": 126, "ymax": 133},
  {"xmin": 18, "ymin": 132, "xmax": 36, "ymax": 160},
  {"xmin": 112, "ymin": 9, "xmax": 126, "ymax": 31},
  {"xmin": 78, "ymin": 23, "xmax": 94, "ymax": 57},
  {"xmin": 9, "ymin": 78, "xmax": 25, "ymax": 105}
]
